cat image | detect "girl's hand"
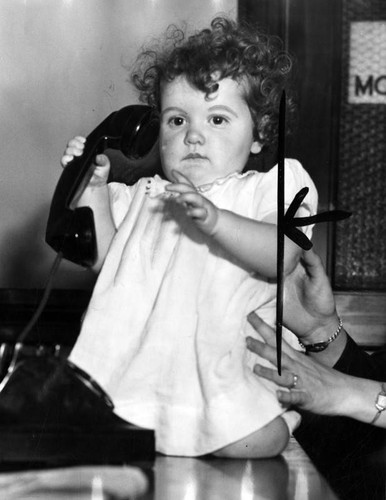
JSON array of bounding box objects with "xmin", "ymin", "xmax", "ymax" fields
[
  {"xmin": 165, "ymin": 170, "xmax": 219, "ymax": 235},
  {"xmin": 60, "ymin": 136, "xmax": 110, "ymax": 187}
]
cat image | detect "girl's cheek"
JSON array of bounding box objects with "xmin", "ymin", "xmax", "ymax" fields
[
  {"xmin": 159, "ymin": 137, "xmax": 176, "ymax": 180},
  {"xmin": 160, "ymin": 137, "xmax": 170, "ymax": 158},
  {"xmin": 160, "ymin": 131, "xmax": 178, "ymax": 157},
  {"xmin": 159, "ymin": 128, "xmax": 171, "ymax": 149}
]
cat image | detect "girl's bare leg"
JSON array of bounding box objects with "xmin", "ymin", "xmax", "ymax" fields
[{"xmin": 213, "ymin": 416, "xmax": 289, "ymax": 458}]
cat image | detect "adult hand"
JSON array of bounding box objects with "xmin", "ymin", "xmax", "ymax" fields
[
  {"xmin": 283, "ymin": 249, "xmax": 340, "ymax": 343},
  {"xmin": 61, "ymin": 136, "xmax": 110, "ymax": 188},
  {"xmin": 246, "ymin": 312, "xmax": 352, "ymax": 416},
  {"xmin": 165, "ymin": 170, "xmax": 219, "ymax": 235}
]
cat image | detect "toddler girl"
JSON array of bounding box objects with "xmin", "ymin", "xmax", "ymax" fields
[{"xmin": 62, "ymin": 17, "xmax": 318, "ymax": 457}]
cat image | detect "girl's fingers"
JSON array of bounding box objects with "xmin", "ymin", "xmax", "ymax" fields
[
  {"xmin": 94, "ymin": 154, "xmax": 110, "ymax": 168},
  {"xmin": 66, "ymin": 146, "xmax": 83, "ymax": 157},
  {"xmin": 61, "ymin": 151, "xmax": 109, "ymax": 173},
  {"xmin": 186, "ymin": 207, "xmax": 207, "ymax": 220},
  {"xmin": 171, "ymin": 170, "xmax": 194, "ymax": 186},
  {"xmin": 174, "ymin": 192, "xmax": 204, "ymax": 208},
  {"xmin": 68, "ymin": 136, "xmax": 86, "ymax": 147},
  {"xmin": 61, "ymin": 136, "xmax": 86, "ymax": 167},
  {"xmin": 165, "ymin": 183, "xmax": 195, "ymax": 195},
  {"xmin": 61, "ymin": 154, "xmax": 74, "ymax": 167},
  {"xmin": 66, "ymin": 137, "xmax": 86, "ymax": 156}
]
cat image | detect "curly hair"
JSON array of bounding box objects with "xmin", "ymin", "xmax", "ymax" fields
[{"xmin": 131, "ymin": 16, "xmax": 296, "ymax": 147}]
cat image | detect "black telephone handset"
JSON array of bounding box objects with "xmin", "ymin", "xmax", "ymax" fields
[{"xmin": 45, "ymin": 105, "xmax": 159, "ymax": 267}]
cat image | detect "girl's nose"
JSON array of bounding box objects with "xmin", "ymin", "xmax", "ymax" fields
[{"xmin": 184, "ymin": 124, "xmax": 205, "ymax": 145}]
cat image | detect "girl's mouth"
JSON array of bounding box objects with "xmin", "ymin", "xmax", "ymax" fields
[{"xmin": 183, "ymin": 153, "xmax": 207, "ymax": 160}]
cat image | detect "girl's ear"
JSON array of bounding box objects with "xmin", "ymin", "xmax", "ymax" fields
[{"xmin": 250, "ymin": 140, "xmax": 262, "ymax": 155}]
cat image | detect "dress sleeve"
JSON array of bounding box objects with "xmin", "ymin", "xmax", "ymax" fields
[
  {"xmin": 252, "ymin": 159, "xmax": 318, "ymax": 239},
  {"xmin": 107, "ymin": 181, "xmax": 137, "ymax": 229}
]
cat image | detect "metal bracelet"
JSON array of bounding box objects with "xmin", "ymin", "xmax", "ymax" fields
[{"xmin": 298, "ymin": 317, "xmax": 343, "ymax": 353}]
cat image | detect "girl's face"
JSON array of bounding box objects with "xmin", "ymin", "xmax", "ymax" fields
[{"xmin": 159, "ymin": 76, "xmax": 261, "ymax": 186}]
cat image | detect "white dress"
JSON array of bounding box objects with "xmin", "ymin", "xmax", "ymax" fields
[{"xmin": 69, "ymin": 159, "xmax": 318, "ymax": 456}]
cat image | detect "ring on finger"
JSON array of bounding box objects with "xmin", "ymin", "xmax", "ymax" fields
[{"xmin": 289, "ymin": 373, "xmax": 298, "ymax": 390}]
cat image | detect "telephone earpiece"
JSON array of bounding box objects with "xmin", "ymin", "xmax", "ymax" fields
[{"xmin": 45, "ymin": 105, "xmax": 160, "ymax": 267}]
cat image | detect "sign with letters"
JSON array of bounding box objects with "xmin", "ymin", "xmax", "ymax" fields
[{"xmin": 349, "ymin": 21, "xmax": 386, "ymax": 104}]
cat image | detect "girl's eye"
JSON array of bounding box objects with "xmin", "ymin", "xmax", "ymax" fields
[
  {"xmin": 168, "ymin": 116, "xmax": 185, "ymax": 127},
  {"xmin": 210, "ymin": 115, "xmax": 229, "ymax": 126}
]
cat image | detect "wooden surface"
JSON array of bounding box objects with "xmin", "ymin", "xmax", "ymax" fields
[
  {"xmin": 0, "ymin": 438, "xmax": 339, "ymax": 499},
  {"xmin": 335, "ymin": 291, "xmax": 386, "ymax": 348}
]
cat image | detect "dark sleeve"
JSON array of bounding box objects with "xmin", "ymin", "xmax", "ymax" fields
[
  {"xmin": 294, "ymin": 334, "xmax": 386, "ymax": 499},
  {"xmin": 333, "ymin": 334, "xmax": 386, "ymax": 380}
]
